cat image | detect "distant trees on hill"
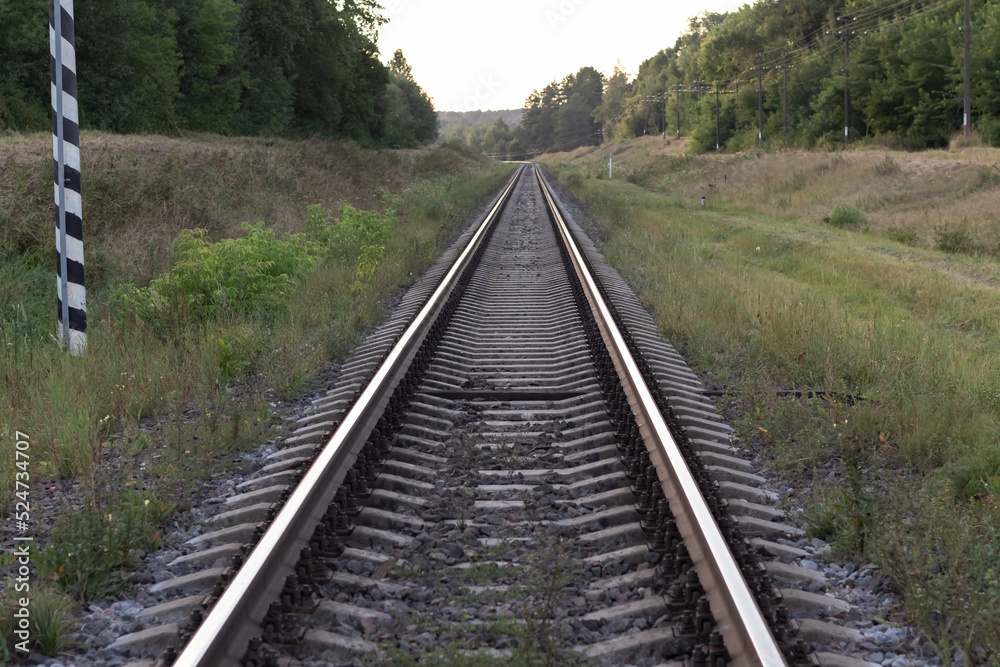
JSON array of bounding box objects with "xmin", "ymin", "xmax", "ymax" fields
[
  {"xmin": 0, "ymin": 0, "xmax": 436, "ymax": 146},
  {"xmin": 451, "ymin": 0, "xmax": 1000, "ymax": 158},
  {"xmin": 595, "ymin": 0, "xmax": 1000, "ymax": 151},
  {"xmin": 445, "ymin": 68, "xmax": 606, "ymax": 160}
]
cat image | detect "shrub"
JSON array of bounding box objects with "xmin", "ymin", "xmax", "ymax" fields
[
  {"xmin": 934, "ymin": 222, "xmax": 986, "ymax": 256},
  {"xmin": 826, "ymin": 203, "xmax": 868, "ymax": 228},
  {"xmin": 320, "ymin": 203, "xmax": 393, "ymax": 266},
  {"xmin": 873, "ymin": 154, "xmax": 901, "ymax": 176},
  {"xmin": 887, "ymin": 226, "xmax": 918, "ymax": 246},
  {"xmin": 114, "ymin": 222, "xmax": 323, "ymax": 332},
  {"xmin": 949, "ymin": 131, "xmax": 983, "ymax": 150},
  {"xmin": 208, "ymin": 325, "xmax": 258, "ymax": 386}
]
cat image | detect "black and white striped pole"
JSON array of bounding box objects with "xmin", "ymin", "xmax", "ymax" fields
[{"xmin": 49, "ymin": 0, "xmax": 86, "ymax": 354}]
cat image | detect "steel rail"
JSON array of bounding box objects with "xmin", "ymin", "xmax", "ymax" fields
[
  {"xmin": 173, "ymin": 165, "xmax": 525, "ymax": 667},
  {"xmin": 534, "ymin": 167, "xmax": 787, "ymax": 667}
]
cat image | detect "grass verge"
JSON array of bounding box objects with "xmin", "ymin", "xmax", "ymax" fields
[
  {"xmin": 0, "ymin": 132, "xmax": 512, "ymax": 634},
  {"xmin": 543, "ymin": 148, "xmax": 1000, "ymax": 660}
]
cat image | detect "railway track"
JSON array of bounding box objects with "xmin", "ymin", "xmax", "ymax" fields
[{"xmin": 106, "ymin": 165, "xmax": 870, "ymax": 667}]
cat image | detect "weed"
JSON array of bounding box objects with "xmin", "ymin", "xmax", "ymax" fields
[
  {"xmin": 933, "ymin": 222, "xmax": 985, "ymax": 256},
  {"xmin": 0, "ymin": 580, "xmax": 74, "ymax": 657},
  {"xmin": 886, "ymin": 226, "xmax": 918, "ymax": 246},
  {"xmin": 947, "ymin": 442, "xmax": 1000, "ymax": 500},
  {"xmin": 806, "ymin": 457, "xmax": 876, "ymax": 558},
  {"xmin": 460, "ymin": 431, "xmax": 483, "ymax": 469},
  {"xmin": 949, "ymin": 132, "xmax": 983, "ymax": 150},
  {"xmin": 826, "ymin": 203, "xmax": 868, "ymax": 228},
  {"xmin": 496, "ymin": 441, "xmax": 528, "ymax": 473},
  {"xmin": 873, "ymin": 154, "xmax": 901, "ymax": 176},
  {"xmin": 207, "ymin": 324, "xmax": 259, "ymax": 387},
  {"xmin": 517, "ymin": 540, "xmax": 578, "ymax": 666},
  {"xmin": 37, "ymin": 492, "xmax": 173, "ymax": 602},
  {"xmin": 449, "ymin": 487, "xmax": 474, "ymax": 530}
]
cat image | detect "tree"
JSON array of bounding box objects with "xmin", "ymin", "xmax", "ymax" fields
[
  {"xmin": 377, "ymin": 50, "xmax": 436, "ymax": 147},
  {"xmin": 516, "ymin": 68, "xmax": 603, "ymax": 155},
  {"xmin": 555, "ymin": 67, "xmax": 603, "ymax": 149},
  {"xmin": 389, "ymin": 49, "xmax": 412, "ymax": 80},
  {"xmin": 228, "ymin": 0, "xmax": 303, "ymax": 134},
  {"xmin": 0, "ymin": 0, "xmax": 49, "ymax": 130},
  {"xmin": 592, "ymin": 62, "xmax": 632, "ymax": 141},
  {"xmin": 482, "ymin": 117, "xmax": 513, "ymax": 156},
  {"xmin": 75, "ymin": 0, "xmax": 181, "ymax": 133},
  {"xmin": 170, "ymin": 0, "xmax": 241, "ymax": 132}
]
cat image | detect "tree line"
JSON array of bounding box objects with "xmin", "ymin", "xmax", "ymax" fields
[
  {"xmin": 0, "ymin": 0, "xmax": 436, "ymax": 147},
  {"xmin": 603, "ymin": 0, "xmax": 1000, "ymax": 152},
  {"xmin": 467, "ymin": 0, "xmax": 998, "ymax": 158}
]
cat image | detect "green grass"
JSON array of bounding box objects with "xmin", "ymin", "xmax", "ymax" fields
[
  {"xmin": 544, "ymin": 154, "xmax": 1000, "ymax": 660},
  {"xmin": 0, "ymin": 580, "xmax": 75, "ymax": 658},
  {"xmin": 0, "ymin": 134, "xmax": 513, "ymax": 644}
]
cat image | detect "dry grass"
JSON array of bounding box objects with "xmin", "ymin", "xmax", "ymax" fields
[
  {"xmin": 0, "ymin": 132, "xmax": 483, "ymax": 284},
  {"xmin": 542, "ymin": 141, "xmax": 1000, "ymax": 659},
  {"xmin": 546, "ymin": 138, "xmax": 1000, "ymax": 255},
  {"xmin": 0, "ymin": 131, "xmax": 503, "ymax": 502}
]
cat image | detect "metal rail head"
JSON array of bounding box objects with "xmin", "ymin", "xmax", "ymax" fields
[
  {"xmin": 173, "ymin": 165, "xmax": 524, "ymax": 667},
  {"xmin": 533, "ymin": 165, "xmax": 787, "ymax": 667}
]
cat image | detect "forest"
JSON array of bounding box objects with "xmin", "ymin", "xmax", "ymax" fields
[
  {"xmin": 0, "ymin": 0, "xmax": 437, "ymax": 147},
  {"xmin": 495, "ymin": 0, "xmax": 999, "ymax": 158}
]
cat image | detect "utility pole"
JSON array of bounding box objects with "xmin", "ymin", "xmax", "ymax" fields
[
  {"xmin": 715, "ymin": 81, "xmax": 721, "ymax": 151},
  {"xmin": 755, "ymin": 53, "xmax": 764, "ymax": 147},
  {"xmin": 836, "ymin": 16, "xmax": 856, "ymax": 145},
  {"xmin": 782, "ymin": 52, "xmax": 790, "ymax": 134},
  {"xmin": 663, "ymin": 95, "xmax": 667, "ymax": 139},
  {"xmin": 676, "ymin": 83, "xmax": 681, "ymax": 138},
  {"xmin": 735, "ymin": 80, "xmax": 740, "ymax": 134},
  {"xmin": 963, "ymin": 0, "xmax": 972, "ymax": 136}
]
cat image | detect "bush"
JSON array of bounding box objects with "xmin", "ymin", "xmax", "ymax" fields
[
  {"xmin": 826, "ymin": 203, "xmax": 869, "ymax": 228},
  {"xmin": 887, "ymin": 226, "xmax": 918, "ymax": 246},
  {"xmin": 314, "ymin": 203, "xmax": 394, "ymax": 266},
  {"xmin": 949, "ymin": 131, "xmax": 983, "ymax": 150},
  {"xmin": 933, "ymin": 222, "xmax": 987, "ymax": 256},
  {"xmin": 114, "ymin": 222, "xmax": 323, "ymax": 332},
  {"xmin": 872, "ymin": 154, "xmax": 901, "ymax": 176}
]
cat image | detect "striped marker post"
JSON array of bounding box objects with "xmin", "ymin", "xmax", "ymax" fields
[{"xmin": 49, "ymin": 0, "xmax": 86, "ymax": 354}]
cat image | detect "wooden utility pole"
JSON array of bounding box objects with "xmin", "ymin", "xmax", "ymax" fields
[
  {"xmin": 837, "ymin": 17, "xmax": 856, "ymax": 145},
  {"xmin": 782, "ymin": 52, "xmax": 790, "ymax": 134},
  {"xmin": 963, "ymin": 0, "xmax": 972, "ymax": 136},
  {"xmin": 676, "ymin": 83, "xmax": 681, "ymax": 138},
  {"xmin": 715, "ymin": 82, "xmax": 721, "ymax": 151},
  {"xmin": 663, "ymin": 95, "xmax": 667, "ymax": 139},
  {"xmin": 755, "ymin": 53, "xmax": 764, "ymax": 146}
]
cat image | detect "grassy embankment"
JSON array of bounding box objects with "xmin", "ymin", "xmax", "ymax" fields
[
  {"xmin": 0, "ymin": 131, "xmax": 512, "ymax": 658},
  {"xmin": 542, "ymin": 135, "xmax": 1000, "ymax": 662}
]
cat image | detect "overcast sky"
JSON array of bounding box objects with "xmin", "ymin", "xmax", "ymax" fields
[{"xmin": 376, "ymin": 0, "xmax": 751, "ymax": 112}]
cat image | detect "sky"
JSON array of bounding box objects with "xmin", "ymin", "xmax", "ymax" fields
[{"xmin": 376, "ymin": 0, "xmax": 751, "ymax": 112}]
